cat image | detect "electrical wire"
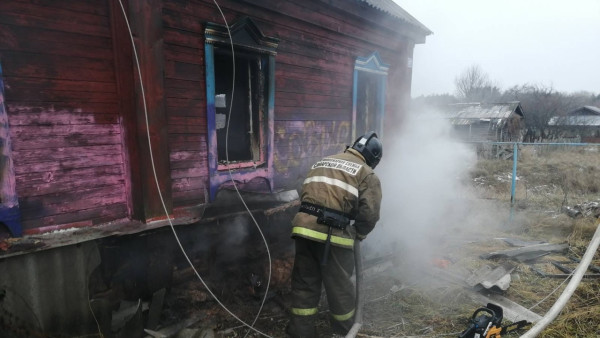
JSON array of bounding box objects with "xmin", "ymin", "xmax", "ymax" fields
[
  {"xmin": 116, "ymin": 1, "xmax": 273, "ymax": 336},
  {"xmin": 528, "ymin": 269, "xmax": 574, "ymax": 311}
]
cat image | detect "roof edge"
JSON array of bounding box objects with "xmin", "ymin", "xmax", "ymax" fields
[{"xmin": 359, "ymin": 0, "xmax": 433, "ymax": 36}]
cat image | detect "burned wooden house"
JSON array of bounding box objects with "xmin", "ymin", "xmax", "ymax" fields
[
  {"xmin": 547, "ymin": 106, "xmax": 600, "ymax": 143},
  {"xmin": 446, "ymin": 102, "xmax": 526, "ymax": 142},
  {"xmin": 0, "ymin": 0, "xmax": 430, "ymax": 336}
]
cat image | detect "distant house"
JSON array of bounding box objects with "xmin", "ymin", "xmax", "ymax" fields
[
  {"xmin": 445, "ymin": 102, "xmax": 526, "ymax": 142},
  {"xmin": 547, "ymin": 106, "xmax": 600, "ymax": 143}
]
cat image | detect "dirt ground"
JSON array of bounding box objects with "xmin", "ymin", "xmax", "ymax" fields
[{"xmin": 152, "ymin": 147, "xmax": 600, "ymax": 338}]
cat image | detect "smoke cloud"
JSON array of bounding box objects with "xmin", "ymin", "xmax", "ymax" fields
[{"xmin": 363, "ymin": 109, "xmax": 507, "ymax": 271}]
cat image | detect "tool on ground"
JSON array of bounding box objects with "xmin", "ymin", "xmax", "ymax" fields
[{"xmin": 458, "ymin": 303, "xmax": 531, "ymax": 338}]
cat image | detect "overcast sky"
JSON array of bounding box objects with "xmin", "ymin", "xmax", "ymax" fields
[{"xmin": 394, "ymin": 0, "xmax": 600, "ymax": 97}]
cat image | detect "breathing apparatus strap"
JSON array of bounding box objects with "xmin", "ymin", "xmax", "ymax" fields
[{"xmin": 299, "ymin": 202, "xmax": 352, "ymax": 265}]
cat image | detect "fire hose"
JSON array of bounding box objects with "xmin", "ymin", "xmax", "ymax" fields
[
  {"xmin": 345, "ymin": 240, "xmax": 363, "ymax": 338},
  {"xmin": 521, "ymin": 221, "xmax": 600, "ymax": 337}
]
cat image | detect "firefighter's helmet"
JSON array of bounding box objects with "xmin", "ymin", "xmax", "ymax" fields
[{"xmin": 350, "ymin": 131, "xmax": 383, "ymax": 169}]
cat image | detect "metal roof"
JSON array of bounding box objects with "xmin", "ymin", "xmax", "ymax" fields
[
  {"xmin": 569, "ymin": 105, "xmax": 600, "ymax": 116},
  {"xmin": 358, "ymin": 0, "xmax": 433, "ymax": 35},
  {"xmin": 548, "ymin": 115, "xmax": 600, "ymax": 126},
  {"xmin": 549, "ymin": 106, "xmax": 600, "ymax": 126},
  {"xmin": 446, "ymin": 102, "xmax": 524, "ymax": 121}
]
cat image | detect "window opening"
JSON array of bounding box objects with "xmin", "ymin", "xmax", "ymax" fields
[
  {"xmin": 352, "ymin": 52, "xmax": 389, "ymax": 141},
  {"xmin": 205, "ymin": 17, "xmax": 278, "ymax": 201},
  {"xmin": 214, "ymin": 48, "xmax": 267, "ymax": 166}
]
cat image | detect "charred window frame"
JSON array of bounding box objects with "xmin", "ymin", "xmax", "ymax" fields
[
  {"xmin": 204, "ymin": 17, "xmax": 278, "ymax": 201},
  {"xmin": 213, "ymin": 47, "xmax": 267, "ymax": 165},
  {"xmin": 352, "ymin": 51, "xmax": 389, "ymax": 140}
]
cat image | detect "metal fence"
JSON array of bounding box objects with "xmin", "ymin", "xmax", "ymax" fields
[{"xmin": 468, "ymin": 142, "xmax": 600, "ymax": 220}]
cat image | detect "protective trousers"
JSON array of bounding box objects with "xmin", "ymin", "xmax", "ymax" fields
[{"xmin": 287, "ymin": 237, "xmax": 356, "ymax": 338}]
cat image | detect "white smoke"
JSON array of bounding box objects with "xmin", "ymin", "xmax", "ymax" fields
[{"xmin": 363, "ymin": 109, "xmax": 502, "ymax": 267}]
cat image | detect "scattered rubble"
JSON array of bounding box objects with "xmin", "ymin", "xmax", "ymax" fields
[
  {"xmin": 563, "ymin": 201, "xmax": 600, "ymax": 218},
  {"xmin": 0, "ymin": 237, "xmax": 45, "ymax": 253}
]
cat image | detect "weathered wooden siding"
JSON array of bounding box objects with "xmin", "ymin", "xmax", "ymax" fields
[
  {"xmin": 160, "ymin": 0, "xmax": 414, "ymax": 200},
  {"xmin": 0, "ymin": 0, "xmax": 419, "ymax": 232},
  {"xmin": 0, "ymin": 0, "xmax": 129, "ymax": 231},
  {"xmin": 261, "ymin": 0, "xmax": 412, "ymax": 187},
  {"xmin": 162, "ymin": 0, "xmax": 210, "ymax": 207}
]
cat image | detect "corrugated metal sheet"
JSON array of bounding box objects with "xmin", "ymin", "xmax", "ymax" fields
[
  {"xmin": 359, "ymin": 0, "xmax": 433, "ymax": 34},
  {"xmin": 0, "ymin": 242, "xmax": 100, "ymax": 335},
  {"xmin": 466, "ymin": 263, "xmax": 516, "ymax": 291},
  {"xmin": 548, "ymin": 115, "xmax": 600, "ymax": 126},
  {"xmin": 446, "ymin": 102, "xmax": 523, "ymax": 121}
]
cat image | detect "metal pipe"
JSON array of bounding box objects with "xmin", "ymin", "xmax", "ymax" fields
[
  {"xmin": 509, "ymin": 142, "xmax": 518, "ymax": 222},
  {"xmin": 521, "ymin": 222, "xmax": 600, "ymax": 338},
  {"xmin": 510, "ymin": 142, "xmax": 518, "ymax": 205}
]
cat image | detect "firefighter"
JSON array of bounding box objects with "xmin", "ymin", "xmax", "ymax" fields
[{"xmin": 286, "ymin": 131, "xmax": 383, "ymax": 338}]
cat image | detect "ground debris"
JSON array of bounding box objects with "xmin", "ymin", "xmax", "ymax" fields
[
  {"xmin": 0, "ymin": 237, "xmax": 45, "ymax": 253},
  {"xmin": 480, "ymin": 242, "xmax": 569, "ymax": 262},
  {"xmin": 496, "ymin": 237, "xmax": 546, "ymax": 247},
  {"xmin": 528, "ymin": 259, "xmax": 600, "ymax": 279},
  {"xmin": 154, "ymin": 226, "xmax": 598, "ymax": 338},
  {"xmin": 562, "ymin": 201, "xmax": 600, "ymax": 218},
  {"xmin": 466, "ymin": 262, "xmax": 515, "ymax": 291}
]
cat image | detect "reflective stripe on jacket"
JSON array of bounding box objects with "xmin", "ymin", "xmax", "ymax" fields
[{"xmin": 291, "ymin": 148, "xmax": 382, "ymax": 248}]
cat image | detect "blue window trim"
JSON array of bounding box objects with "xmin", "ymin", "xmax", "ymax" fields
[
  {"xmin": 352, "ymin": 51, "xmax": 389, "ymax": 141},
  {"xmin": 0, "ymin": 62, "xmax": 23, "ymax": 237}
]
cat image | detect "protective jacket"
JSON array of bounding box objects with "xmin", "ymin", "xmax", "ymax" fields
[{"xmin": 291, "ymin": 148, "xmax": 382, "ymax": 248}]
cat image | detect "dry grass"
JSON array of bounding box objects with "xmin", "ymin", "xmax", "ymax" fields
[{"xmin": 464, "ymin": 144, "xmax": 600, "ymax": 337}]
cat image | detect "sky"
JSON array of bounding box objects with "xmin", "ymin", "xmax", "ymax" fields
[{"xmin": 394, "ymin": 0, "xmax": 600, "ymax": 97}]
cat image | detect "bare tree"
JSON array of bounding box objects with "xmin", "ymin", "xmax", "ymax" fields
[
  {"xmin": 501, "ymin": 84, "xmax": 577, "ymax": 141},
  {"xmin": 454, "ymin": 65, "xmax": 501, "ymax": 102},
  {"xmin": 415, "ymin": 66, "xmax": 600, "ymax": 141}
]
